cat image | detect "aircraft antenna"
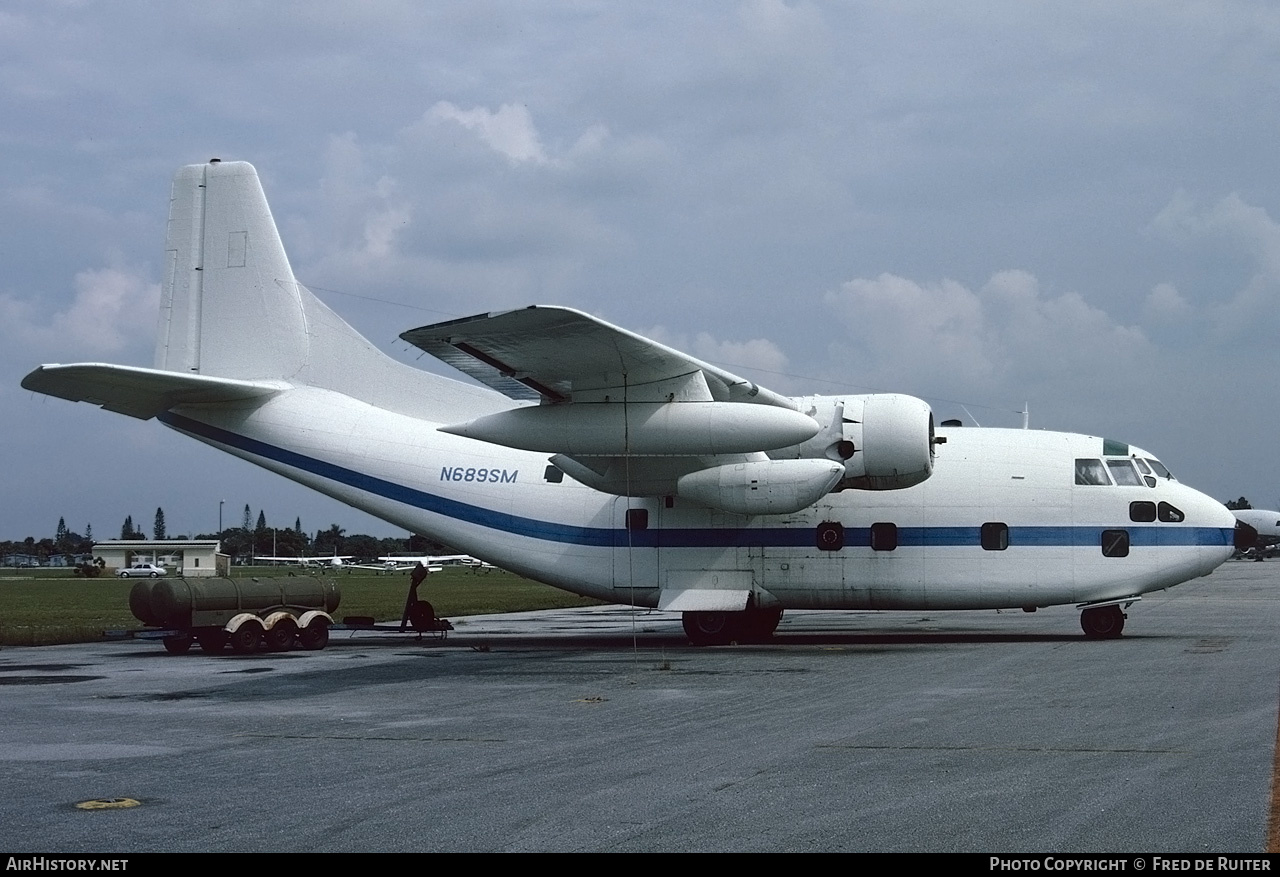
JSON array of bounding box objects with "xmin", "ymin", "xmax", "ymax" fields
[
  {"xmin": 960, "ymin": 405, "xmax": 982, "ymax": 428},
  {"xmin": 1022, "ymin": 403, "xmax": 1030, "ymax": 430}
]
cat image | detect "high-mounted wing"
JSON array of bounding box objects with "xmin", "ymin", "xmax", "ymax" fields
[
  {"xmin": 402, "ymin": 307, "xmax": 845, "ymax": 515},
  {"xmin": 401, "ymin": 306, "xmax": 796, "ymax": 409}
]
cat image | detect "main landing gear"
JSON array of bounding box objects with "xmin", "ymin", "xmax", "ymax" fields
[
  {"xmin": 1080, "ymin": 604, "xmax": 1126, "ymax": 639},
  {"xmin": 682, "ymin": 606, "xmax": 783, "ymax": 646}
]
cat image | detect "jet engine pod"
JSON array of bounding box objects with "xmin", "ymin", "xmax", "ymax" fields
[
  {"xmin": 841, "ymin": 394, "xmax": 934, "ymax": 490},
  {"xmin": 677, "ymin": 458, "xmax": 844, "ymax": 515}
]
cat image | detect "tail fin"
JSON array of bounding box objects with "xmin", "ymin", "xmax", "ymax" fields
[
  {"xmin": 154, "ymin": 160, "xmax": 500, "ymax": 420},
  {"xmin": 157, "ymin": 160, "xmax": 308, "ymax": 379}
]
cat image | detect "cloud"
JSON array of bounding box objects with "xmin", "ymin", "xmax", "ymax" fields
[
  {"xmin": 643, "ymin": 324, "xmax": 792, "ymax": 389},
  {"xmin": 428, "ymin": 101, "xmax": 549, "ymax": 165},
  {"xmin": 1143, "ymin": 282, "xmax": 1192, "ymax": 323},
  {"xmin": 1150, "ymin": 191, "xmax": 1280, "ymax": 339},
  {"xmin": 1, "ymin": 266, "xmax": 159, "ymax": 360},
  {"xmin": 822, "ymin": 269, "xmax": 1149, "ymax": 404}
]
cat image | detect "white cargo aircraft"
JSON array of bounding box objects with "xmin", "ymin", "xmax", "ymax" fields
[
  {"xmin": 22, "ymin": 161, "xmax": 1242, "ymax": 644},
  {"xmin": 1230, "ymin": 509, "xmax": 1280, "ymax": 556}
]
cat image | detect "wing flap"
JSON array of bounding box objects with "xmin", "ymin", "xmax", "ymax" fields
[{"xmin": 22, "ymin": 363, "xmax": 288, "ymax": 420}]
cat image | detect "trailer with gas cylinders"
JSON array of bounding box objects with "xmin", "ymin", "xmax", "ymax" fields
[{"xmin": 127, "ymin": 576, "xmax": 339, "ymax": 654}]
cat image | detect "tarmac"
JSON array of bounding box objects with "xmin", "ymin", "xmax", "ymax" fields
[{"xmin": 1, "ymin": 559, "xmax": 1278, "ymax": 853}]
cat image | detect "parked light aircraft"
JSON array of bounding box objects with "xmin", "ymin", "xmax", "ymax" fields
[
  {"xmin": 255, "ymin": 554, "xmax": 353, "ymax": 570},
  {"xmin": 376, "ymin": 555, "xmax": 501, "ymax": 574},
  {"xmin": 377, "ymin": 554, "xmax": 476, "ymax": 569},
  {"xmin": 22, "ymin": 161, "xmax": 1244, "ymax": 644}
]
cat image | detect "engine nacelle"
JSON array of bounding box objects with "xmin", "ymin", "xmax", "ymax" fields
[
  {"xmin": 677, "ymin": 458, "xmax": 845, "ymax": 515},
  {"xmin": 439, "ymin": 401, "xmax": 820, "ymax": 456},
  {"xmin": 774, "ymin": 393, "xmax": 935, "ymax": 491}
]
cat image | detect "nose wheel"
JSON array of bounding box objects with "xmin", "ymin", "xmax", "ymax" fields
[{"xmin": 1080, "ymin": 605, "xmax": 1125, "ymax": 639}]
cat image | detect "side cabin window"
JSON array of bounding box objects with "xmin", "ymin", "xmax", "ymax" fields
[
  {"xmin": 1130, "ymin": 501, "xmax": 1156, "ymax": 522},
  {"xmin": 1101, "ymin": 529, "xmax": 1130, "ymax": 558},
  {"xmin": 1106, "ymin": 459, "xmax": 1143, "ymax": 486},
  {"xmin": 870, "ymin": 522, "xmax": 898, "ymax": 552},
  {"xmin": 1132, "ymin": 501, "xmax": 1185, "ymax": 523},
  {"xmin": 1075, "ymin": 459, "xmax": 1111, "ymax": 486},
  {"xmin": 981, "ymin": 522, "xmax": 1009, "ymax": 551}
]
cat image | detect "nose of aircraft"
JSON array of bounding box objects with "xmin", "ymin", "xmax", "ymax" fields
[{"xmin": 1189, "ymin": 489, "xmax": 1239, "ymax": 573}]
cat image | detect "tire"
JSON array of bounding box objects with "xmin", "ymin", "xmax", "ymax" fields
[
  {"xmin": 229, "ymin": 622, "xmax": 263, "ymax": 654},
  {"xmin": 264, "ymin": 619, "xmax": 297, "ymax": 652},
  {"xmin": 149, "ymin": 572, "xmax": 160, "ymax": 578},
  {"xmin": 739, "ymin": 607, "xmax": 783, "ymax": 643},
  {"xmin": 682, "ymin": 611, "xmax": 738, "ymax": 646},
  {"xmin": 1080, "ymin": 605, "xmax": 1125, "ymax": 639},
  {"xmin": 299, "ymin": 620, "xmax": 329, "ymax": 651},
  {"xmin": 162, "ymin": 634, "xmax": 192, "ymax": 655}
]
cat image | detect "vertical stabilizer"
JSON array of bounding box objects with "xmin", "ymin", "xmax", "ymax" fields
[
  {"xmin": 156, "ymin": 160, "xmax": 308, "ymax": 379},
  {"xmin": 151, "ymin": 159, "xmax": 505, "ymax": 422}
]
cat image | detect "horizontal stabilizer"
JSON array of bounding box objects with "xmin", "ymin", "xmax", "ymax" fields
[{"xmin": 21, "ymin": 363, "xmax": 288, "ymax": 420}]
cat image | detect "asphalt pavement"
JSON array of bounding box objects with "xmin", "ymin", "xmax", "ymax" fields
[{"xmin": 1, "ymin": 560, "xmax": 1277, "ymax": 852}]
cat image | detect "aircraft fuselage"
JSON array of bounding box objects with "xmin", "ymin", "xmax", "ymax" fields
[{"xmin": 158, "ymin": 388, "xmax": 1236, "ymax": 613}]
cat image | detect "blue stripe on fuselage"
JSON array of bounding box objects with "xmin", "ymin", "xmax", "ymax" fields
[{"xmin": 158, "ymin": 411, "xmax": 1234, "ymax": 551}]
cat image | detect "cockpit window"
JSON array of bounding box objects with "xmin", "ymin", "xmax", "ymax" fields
[
  {"xmin": 1131, "ymin": 458, "xmax": 1157, "ymax": 486},
  {"xmin": 1144, "ymin": 458, "xmax": 1174, "ymax": 480},
  {"xmin": 1075, "ymin": 459, "xmax": 1111, "ymax": 486},
  {"xmin": 1158, "ymin": 502, "xmax": 1184, "ymax": 523},
  {"xmin": 1106, "ymin": 459, "xmax": 1143, "ymax": 486}
]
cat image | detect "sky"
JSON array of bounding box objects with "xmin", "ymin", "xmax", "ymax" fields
[{"xmin": 4, "ymin": 1, "xmax": 1280, "ymax": 542}]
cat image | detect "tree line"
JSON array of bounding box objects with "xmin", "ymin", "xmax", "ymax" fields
[{"xmin": 3, "ymin": 503, "xmax": 446, "ymax": 565}]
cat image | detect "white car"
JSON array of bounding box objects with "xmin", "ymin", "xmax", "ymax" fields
[{"xmin": 119, "ymin": 563, "xmax": 167, "ymax": 578}]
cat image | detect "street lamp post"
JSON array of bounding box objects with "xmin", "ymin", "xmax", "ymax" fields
[{"xmin": 218, "ymin": 500, "xmax": 225, "ymax": 535}]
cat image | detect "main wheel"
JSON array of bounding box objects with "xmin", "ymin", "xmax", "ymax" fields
[
  {"xmin": 264, "ymin": 619, "xmax": 297, "ymax": 652},
  {"xmin": 739, "ymin": 607, "xmax": 783, "ymax": 643},
  {"xmin": 162, "ymin": 634, "xmax": 192, "ymax": 655},
  {"xmin": 299, "ymin": 619, "xmax": 329, "ymax": 651},
  {"xmin": 1080, "ymin": 605, "xmax": 1125, "ymax": 639},
  {"xmin": 682, "ymin": 611, "xmax": 740, "ymax": 646},
  {"xmin": 229, "ymin": 622, "xmax": 263, "ymax": 654}
]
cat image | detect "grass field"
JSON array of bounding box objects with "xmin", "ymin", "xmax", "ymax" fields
[{"xmin": 0, "ymin": 566, "xmax": 605, "ymax": 647}]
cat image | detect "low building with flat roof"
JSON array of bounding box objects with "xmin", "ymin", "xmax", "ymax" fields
[{"xmin": 92, "ymin": 540, "xmax": 228, "ymax": 577}]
